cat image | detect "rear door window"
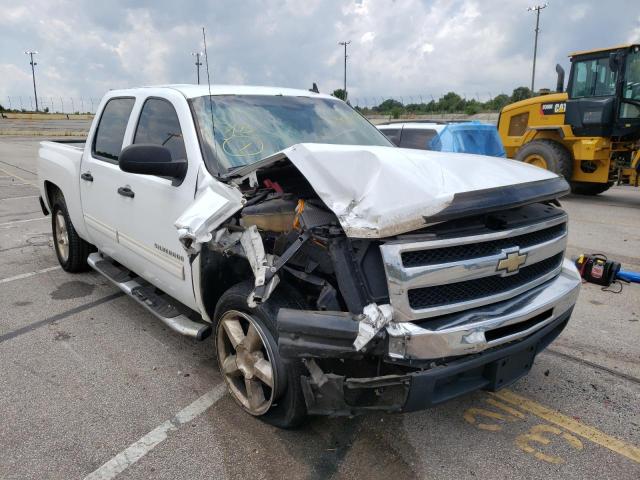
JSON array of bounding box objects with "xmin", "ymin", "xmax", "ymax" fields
[
  {"xmin": 134, "ymin": 98, "xmax": 187, "ymax": 161},
  {"xmin": 399, "ymin": 129, "xmax": 438, "ymax": 150},
  {"xmin": 92, "ymin": 98, "xmax": 135, "ymax": 162}
]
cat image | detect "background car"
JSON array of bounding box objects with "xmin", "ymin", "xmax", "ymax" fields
[{"xmin": 377, "ymin": 120, "xmax": 506, "ymax": 157}]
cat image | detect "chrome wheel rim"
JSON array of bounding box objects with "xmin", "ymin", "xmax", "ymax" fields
[
  {"xmin": 54, "ymin": 210, "xmax": 69, "ymax": 263},
  {"xmin": 216, "ymin": 310, "xmax": 275, "ymax": 416}
]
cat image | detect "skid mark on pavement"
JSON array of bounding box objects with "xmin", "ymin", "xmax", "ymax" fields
[{"xmin": 83, "ymin": 383, "xmax": 227, "ymax": 480}]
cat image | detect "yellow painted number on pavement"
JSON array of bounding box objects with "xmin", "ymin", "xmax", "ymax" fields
[{"xmin": 516, "ymin": 424, "xmax": 583, "ymax": 464}]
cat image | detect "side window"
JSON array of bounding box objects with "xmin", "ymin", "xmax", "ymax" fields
[
  {"xmin": 93, "ymin": 98, "xmax": 135, "ymax": 161},
  {"xmin": 134, "ymin": 98, "xmax": 187, "ymax": 161},
  {"xmin": 380, "ymin": 128, "xmax": 401, "ymax": 146},
  {"xmin": 399, "ymin": 129, "xmax": 437, "ymax": 150},
  {"xmin": 508, "ymin": 112, "xmax": 529, "ymax": 136}
]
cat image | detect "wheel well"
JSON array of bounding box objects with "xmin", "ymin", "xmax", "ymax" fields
[
  {"xmin": 44, "ymin": 180, "xmax": 62, "ymax": 209},
  {"xmin": 199, "ymin": 246, "xmax": 253, "ymax": 321}
]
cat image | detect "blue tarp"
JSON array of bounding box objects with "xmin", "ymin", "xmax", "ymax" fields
[{"xmin": 429, "ymin": 122, "xmax": 506, "ymax": 157}]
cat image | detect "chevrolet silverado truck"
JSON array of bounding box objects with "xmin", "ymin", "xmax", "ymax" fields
[{"xmin": 37, "ymin": 85, "xmax": 581, "ymax": 427}]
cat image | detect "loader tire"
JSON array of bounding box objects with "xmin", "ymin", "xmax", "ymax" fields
[
  {"xmin": 516, "ymin": 139, "xmax": 573, "ymax": 180},
  {"xmin": 570, "ymin": 182, "xmax": 612, "ymax": 196}
]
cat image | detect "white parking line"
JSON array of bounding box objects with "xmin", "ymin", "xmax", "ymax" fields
[
  {"xmin": 0, "ymin": 266, "xmax": 61, "ymax": 284},
  {"xmin": 0, "ymin": 195, "xmax": 40, "ymax": 201},
  {"xmin": 0, "ymin": 217, "xmax": 47, "ymax": 228},
  {"xmin": 83, "ymin": 383, "xmax": 227, "ymax": 480}
]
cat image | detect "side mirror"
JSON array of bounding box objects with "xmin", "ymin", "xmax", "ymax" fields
[{"xmin": 119, "ymin": 144, "xmax": 187, "ymax": 181}]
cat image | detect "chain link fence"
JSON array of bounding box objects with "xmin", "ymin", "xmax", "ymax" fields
[{"xmin": 2, "ymin": 96, "xmax": 100, "ymax": 114}]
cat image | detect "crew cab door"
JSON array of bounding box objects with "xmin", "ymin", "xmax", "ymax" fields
[
  {"xmin": 79, "ymin": 97, "xmax": 136, "ymax": 259},
  {"xmin": 113, "ymin": 93, "xmax": 200, "ymax": 310}
]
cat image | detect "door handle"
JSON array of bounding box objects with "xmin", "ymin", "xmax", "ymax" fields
[
  {"xmin": 81, "ymin": 172, "xmax": 93, "ymax": 182},
  {"xmin": 117, "ymin": 186, "xmax": 135, "ymax": 198}
]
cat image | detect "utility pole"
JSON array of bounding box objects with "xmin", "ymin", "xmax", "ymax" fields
[
  {"xmin": 338, "ymin": 41, "xmax": 351, "ymax": 101},
  {"xmin": 528, "ymin": 3, "xmax": 548, "ymax": 93},
  {"xmin": 24, "ymin": 50, "xmax": 39, "ymax": 111},
  {"xmin": 191, "ymin": 51, "xmax": 204, "ymax": 85}
]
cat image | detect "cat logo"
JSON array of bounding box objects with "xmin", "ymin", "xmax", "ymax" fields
[{"xmin": 541, "ymin": 102, "xmax": 566, "ymax": 115}]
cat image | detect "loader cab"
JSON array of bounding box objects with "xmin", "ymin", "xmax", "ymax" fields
[{"xmin": 565, "ymin": 44, "xmax": 640, "ymax": 140}]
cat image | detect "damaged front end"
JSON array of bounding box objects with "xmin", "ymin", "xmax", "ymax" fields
[{"xmin": 175, "ymin": 143, "xmax": 577, "ymax": 417}]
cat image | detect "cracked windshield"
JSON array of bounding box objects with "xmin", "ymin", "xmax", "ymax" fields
[{"xmin": 191, "ymin": 94, "xmax": 392, "ymax": 171}]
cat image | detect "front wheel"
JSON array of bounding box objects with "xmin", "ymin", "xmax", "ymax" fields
[{"xmin": 213, "ymin": 282, "xmax": 307, "ymax": 428}]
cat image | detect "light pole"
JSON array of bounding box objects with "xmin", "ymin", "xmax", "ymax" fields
[
  {"xmin": 528, "ymin": 3, "xmax": 548, "ymax": 93},
  {"xmin": 24, "ymin": 50, "xmax": 39, "ymax": 111},
  {"xmin": 191, "ymin": 51, "xmax": 204, "ymax": 85},
  {"xmin": 338, "ymin": 41, "xmax": 351, "ymax": 101}
]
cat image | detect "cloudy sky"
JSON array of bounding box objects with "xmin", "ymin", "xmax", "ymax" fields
[{"xmin": 2, "ymin": 0, "xmax": 639, "ymax": 107}]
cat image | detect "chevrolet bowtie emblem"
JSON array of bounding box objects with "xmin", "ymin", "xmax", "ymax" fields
[{"xmin": 497, "ymin": 249, "xmax": 527, "ymax": 274}]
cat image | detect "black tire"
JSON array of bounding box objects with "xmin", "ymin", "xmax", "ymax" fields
[
  {"xmin": 51, "ymin": 192, "xmax": 93, "ymax": 272},
  {"xmin": 213, "ymin": 281, "xmax": 308, "ymax": 428},
  {"xmin": 570, "ymin": 181, "xmax": 612, "ymax": 196},
  {"xmin": 515, "ymin": 139, "xmax": 573, "ymax": 180}
]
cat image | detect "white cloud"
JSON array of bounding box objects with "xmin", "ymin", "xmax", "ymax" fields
[
  {"xmin": 361, "ymin": 31, "xmax": 376, "ymax": 43},
  {"xmin": 0, "ymin": 0, "xmax": 638, "ymax": 104},
  {"xmin": 421, "ymin": 43, "xmax": 434, "ymax": 53}
]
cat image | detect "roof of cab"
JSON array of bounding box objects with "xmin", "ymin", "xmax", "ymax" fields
[
  {"xmin": 569, "ymin": 44, "xmax": 639, "ymax": 57},
  {"xmin": 111, "ymin": 84, "xmax": 336, "ymax": 100}
]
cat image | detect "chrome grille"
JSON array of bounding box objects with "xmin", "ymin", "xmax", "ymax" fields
[
  {"xmin": 401, "ymin": 223, "xmax": 566, "ymax": 267},
  {"xmin": 380, "ymin": 214, "xmax": 568, "ymax": 322},
  {"xmin": 407, "ymin": 253, "xmax": 564, "ymax": 309}
]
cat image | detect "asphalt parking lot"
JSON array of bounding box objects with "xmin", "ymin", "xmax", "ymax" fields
[{"xmin": 1, "ymin": 136, "xmax": 639, "ymax": 480}]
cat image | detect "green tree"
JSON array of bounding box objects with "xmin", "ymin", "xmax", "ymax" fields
[
  {"xmin": 485, "ymin": 94, "xmax": 510, "ymax": 111},
  {"xmin": 511, "ymin": 86, "xmax": 533, "ymax": 103},
  {"xmin": 464, "ymin": 101, "xmax": 481, "ymax": 115},
  {"xmin": 378, "ymin": 99, "xmax": 404, "ymax": 112},
  {"xmin": 332, "ymin": 88, "xmax": 347, "ymax": 100},
  {"xmin": 439, "ymin": 92, "xmax": 464, "ymax": 112}
]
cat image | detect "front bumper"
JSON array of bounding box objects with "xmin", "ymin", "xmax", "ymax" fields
[
  {"xmin": 277, "ymin": 260, "xmax": 580, "ymax": 416},
  {"xmin": 300, "ymin": 308, "xmax": 572, "ymax": 415}
]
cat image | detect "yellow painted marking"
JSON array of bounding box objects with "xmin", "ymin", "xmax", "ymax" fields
[
  {"xmin": 485, "ymin": 398, "xmax": 526, "ymax": 419},
  {"xmin": 492, "ymin": 389, "xmax": 640, "ymax": 464},
  {"xmin": 463, "ymin": 407, "xmax": 511, "ymax": 431},
  {"xmin": 0, "ymin": 166, "xmax": 37, "ymax": 187},
  {"xmin": 516, "ymin": 424, "xmax": 583, "ymax": 464}
]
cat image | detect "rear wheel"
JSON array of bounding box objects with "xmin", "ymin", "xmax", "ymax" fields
[
  {"xmin": 516, "ymin": 139, "xmax": 573, "ymax": 180},
  {"xmin": 570, "ymin": 181, "xmax": 612, "ymax": 196},
  {"xmin": 214, "ymin": 281, "xmax": 307, "ymax": 428},
  {"xmin": 51, "ymin": 193, "xmax": 93, "ymax": 272}
]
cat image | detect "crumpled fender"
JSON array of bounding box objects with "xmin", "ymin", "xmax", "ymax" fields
[{"xmin": 174, "ymin": 165, "xmax": 244, "ymax": 253}]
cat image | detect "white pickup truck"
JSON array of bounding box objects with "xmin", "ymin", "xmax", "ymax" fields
[{"xmin": 37, "ymin": 85, "xmax": 581, "ymax": 427}]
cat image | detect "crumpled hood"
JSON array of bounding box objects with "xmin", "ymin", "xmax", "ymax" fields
[{"xmin": 279, "ymin": 143, "xmax": 564, "ymax": 238}]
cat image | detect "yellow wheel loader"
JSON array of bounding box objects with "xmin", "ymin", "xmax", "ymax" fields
[{"xmin": 498, "ymin": 44, "xmax": 640, "ymax": 195}]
